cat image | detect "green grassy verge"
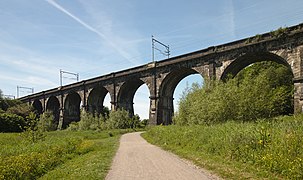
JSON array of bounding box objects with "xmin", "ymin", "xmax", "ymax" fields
[
  {"xmin": 0, "ymin": 129, "xmax": 131, "ymax": 180},
  {"xmin": 142, "ymin": 115, "xmax": 303, "ymax": 179}
]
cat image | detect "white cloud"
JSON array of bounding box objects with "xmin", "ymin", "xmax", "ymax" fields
[
  {"xmin": 26, "ymin": 76, "xmax": 58, "ymax": 87},
  {"xmin": 45, "ymin": 0, "xmax": 140, "ymax": 65},
  {"xmin": 227, "ymin": 0, "xmax": 236, "ymax": 38},
  {"xmin": 0, "ymin": 73, "xmax": 57, "ymax": 87},
  {"xmin": 0, "ymin": 43, "xmax": 58, "ymax": 76},
  {"xmin": 78, "ymin": 0, "xmax": 147, "ymax": 64}
]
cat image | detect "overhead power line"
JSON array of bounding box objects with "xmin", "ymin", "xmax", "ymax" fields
[
  {"xmin": 152, "ymin": 35, "xmax": 170, "ymax": 62},
  {"xmin": 60, "ymin": 69, "xmax": 79, "ymax": 86},
  {"xmin": 17, "ymin": 86, "xmax": 34, "ymax": 98}
]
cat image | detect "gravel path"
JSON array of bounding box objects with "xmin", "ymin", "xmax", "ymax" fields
[{"xmin": 106, "ymin": 132, "xmax": 219, "ymax": 180}]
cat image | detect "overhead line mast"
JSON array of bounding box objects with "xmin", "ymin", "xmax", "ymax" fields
[
  {"xmin": 17, "ymin": 86, "xmax": 34, "ymax": 98},
  {"xmin": 152, "ymin": 35, "xmax": 170, "ymax": 62},
  {"xmin": 60, "ymin": 69, "xmax": 79, "ymax": 86}
]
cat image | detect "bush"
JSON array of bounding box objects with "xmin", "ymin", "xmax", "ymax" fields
[
  {"xmin": 67, "ymin": 109, "xmax": 143, "ymax": 131},
  {"xmin": 140, "ymin": 119, "xmax": 149, "ymax": 128},
  {"xmin": 22, "ymin": 112, "xmax": 46, "ymax": 143},
  {"xmin": 107, "ymin": 109, "xmax": 131, "ymax": 129},
  {"xmin": 38, "ymin": 111, "xmax": 57, "ymax": 131},
  {"xmin": 78, "ymin": 109, "xmax": 106, "ymax": 130},
  {"xmin": 6, "ymin": 103, "xmax": 34, "ymax": 119},
  {"xmin": 174, "ymin": 61, "xmax": 293, "ymax": 125},
  {"xmin": 0, "ymin": 97, "xmax": 21, "ymax": 112},
  {"xmin": 67, "ymin": 110, "xmax": 107, "ymax": 131},
  {"xmin": 106, "ymin": 110, "xmax": 142, "ymax": 129},
  {"xmin": 130, "ymin": 114, "xmax": 141, "ymax": 129},
  {"xmin": 0, "ymin": 113, "xmax": 25, "ymax": 132}
]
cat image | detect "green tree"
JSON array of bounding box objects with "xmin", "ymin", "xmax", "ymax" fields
[
  {"xmin": 130, "ymin": 114, "xmax": 140, "ymax": 129},
  {"xmin": 102, "ymin": 106, "xmax": 110, "ymax": 118},
  {"xmin": 174, "ymin": 61, "xmax": 293, "ymax": 125},
  {"xmin": 6, "ymin": 103, "xmax": 34, "ymax": 119},
  {"xmin": 22, "ymin": 112, "xmax": 45, "ymax": 142},
  {"xmin": 107, "ymin": 109, "xmax": 131, "ymax": 129},
  {"xmin": 0, "ymin": 113, "xmax": 25, "ymax": 132},
  {"xmin": 38, "ymin": 111, "xmax": 57, "ymax": 131},
  {"xmin": 0, "ymin": 89, "xmax": 22, "ymax": 111}
]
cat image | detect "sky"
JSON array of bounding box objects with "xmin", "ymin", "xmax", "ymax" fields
[{"xmin": 1, "ymin": 0, "xmax": 303, "ymax": 119}]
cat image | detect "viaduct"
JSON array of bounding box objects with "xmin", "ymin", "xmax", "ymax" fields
[{"xmin": 20, "ymin": 23, "xmax": 303, "ymax": 128}]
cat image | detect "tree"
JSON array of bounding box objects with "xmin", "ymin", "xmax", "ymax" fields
[
  {"xmin": 0, "ymin": 113, "xmax": 25, "ymax": 132},
  {"xmin": 6, "ymin": 103, "xmax": 34, "ymax": 119},
  {"xmin": 174, "ymin": 61, "xmax": 294, "ymax": 125}
]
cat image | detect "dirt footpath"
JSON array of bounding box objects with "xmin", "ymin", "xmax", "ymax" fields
[{"xmin": 106, "ymin": 132, "xmax": 219, "ymax": 180}]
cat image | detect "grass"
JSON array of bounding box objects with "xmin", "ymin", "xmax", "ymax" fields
[
  {"xmin": 0, "ymin": 129, "xmax": 132, "ymax": 180},
  {"xmin": 142, "ymin": 115, "xmax": 303, "ymax": 179}
]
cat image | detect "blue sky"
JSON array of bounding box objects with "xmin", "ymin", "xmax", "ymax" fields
[{"xmin": 1, "ymin": 0, "xmax": 303, "ymax": 119}]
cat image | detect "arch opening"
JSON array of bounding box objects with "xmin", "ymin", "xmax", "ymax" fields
[
  {"xmin": 46, "ymin": 96, "xmax": 60, "ymax": 127},
  {"xmin": 104, "ymin": 93, "xmax": 111, "ymax": 111},
  {"xmin": 221, "ymin": 52, "xmax": 293, "ymax": 80},
  {"xmin": 46, "ymin": 96, "xmax": 60, "ymax": 129},
  {"xmin": 117, "ymin": 79, "xmax": 148, "ymax": 117},
  {"xmin": 158, "ymin": 68, "xmax": 204, "ymax": 125},
  {"xmin": 87, "ymin": 86, "xmax": 110, "ymax": 116},
  {"xmin": 133, "ymin": 83, "xmax": 150, "ymax": 121},
  {"xmin": 173, "ymin": 74, "xmax": 204, "ymax": 112},
  {"xmin": 32, "ymin": 99, "xmax": 43, "ymax": 115},
  {"xmin": 221, "ymin": 52, "xmax": 294, "ymax": 116},
  {"xmin": 63, "ymin": 91, "xmax": 81, "ymax": 128}
]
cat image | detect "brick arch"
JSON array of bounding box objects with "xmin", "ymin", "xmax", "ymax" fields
[
  {"xmin": 221, "ymin": 52, "xmax": 293, "ymax": 80},
  {"xmin": 63, "ymin": 91, "xmax": 81, "ymax": 128},
  {"xmin": 87, "ymin": 85, "xmax": 109, "ymax": 115},
  {"xmin": 157, "ymin": 67, "xmax": 203, "ymax": 125},
  {"xmin": 32, "ymin": 99, "xmax": 43, "ymax": 115},
  {"xmin": 46, "ymin": 96, "xmax": 60, "ymax": 128},
  {"xmin": 117, "ymin": 78, "xmax": 151, "ymax": 117}
]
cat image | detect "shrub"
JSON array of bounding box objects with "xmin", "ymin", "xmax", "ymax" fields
[
  {"xmin": 67, "ymin": 110, "xmax": 107, "ymax": 131},
  {"xmin": 130, "ymin": 114, "xmax": 141, "ymax": 129},
  {"xmin": 0, "ymin": 96, "xmax": 21, "ymax": 111},
  {"xmin": 6, "ymin": 103, "xmax": 34, "ymax": 119},
  {"xmin": 68, "ymin": 109, "xmax": 142, "ymax": 131},
  {"xmin": 22, "ymin": 112, "xmax": 46, "ymax": 143},
  {"xmin": 78, "ymin": 110, "xmax": 106, "ymax": 130},
  {"xmin": 67, "ymin": 122, "xmax": 79, "ymax": 131},
  {"xmin": 174, "ymin": 61, "xmax": 293, "ymax": 125},
  {"xmin": 140, "ymin": 119, "xmax": 149, "ymax": 127},
  {"xmin": 107, "ymin": 109, "xmax": 131, "ymax": 129},
  {"xmin": 0, "ymin": 113, "xmax": 25, "ymax": 132},
  {"xmin": 38, "ymin": 111, "xmax": 57, "ymax": 131},
  {"xmin": 270, "ymin": 27, "xmax": 288, "ymax": 38}
]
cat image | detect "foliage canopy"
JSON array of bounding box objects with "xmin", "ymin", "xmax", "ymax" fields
[{"xmin": 174, "ymin": 61, "xmax": 294, "ymax": 125}]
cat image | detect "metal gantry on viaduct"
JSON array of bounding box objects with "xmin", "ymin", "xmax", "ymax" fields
[{"xmin": 20, "ymin": 23, "xmax": 303, "ymax": 128}]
